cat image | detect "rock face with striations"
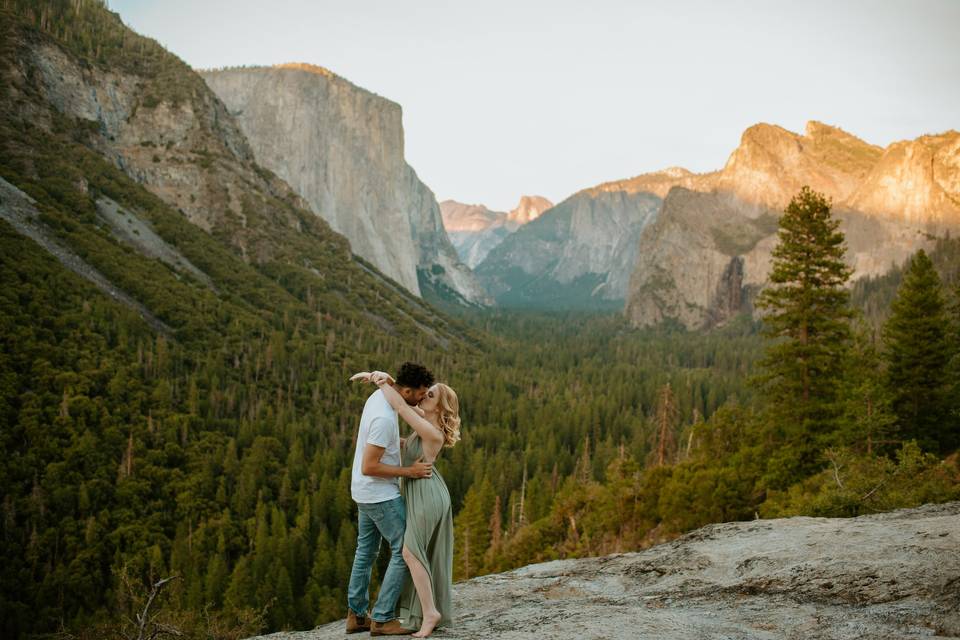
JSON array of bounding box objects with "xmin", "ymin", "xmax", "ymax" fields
[
  {"xmin": 247, "ymin": 501, "xmax": 960, "ymax": 640},
  {"xmin": 626, "ymin": 122, "xmax": 960, "ymax": 330},
  {"xmin": 200, "ymin": 64, "xmax": 489, "ymax": 305},
  {"xmin": 440, "ymin": 195, "xmax": 553, "ymax": 268}
]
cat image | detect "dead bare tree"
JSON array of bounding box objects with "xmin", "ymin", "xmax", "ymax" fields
[{"xmin": 117, "ymin": 568, "xmax": 183, "ymax": 640}]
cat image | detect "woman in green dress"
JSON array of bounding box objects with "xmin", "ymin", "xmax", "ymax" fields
[{"xmin": 351, "ymin": 370, "xmax": 459, "ymax": 638}]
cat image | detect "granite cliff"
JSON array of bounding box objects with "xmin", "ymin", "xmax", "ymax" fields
[
  {"xmin": 440, "ymin": 195, "xmax": 552, "ymax": 268},
  {"xmin": 626, "ymin": 122, "xmax": 960, "ymax": 329},
  {"xmin": 245, "ymin": 501, "xmax": 960, "ymax": 640},
  {"xmin": 200, "ymin": 65, "xmax": 489, "ymax": 306}
]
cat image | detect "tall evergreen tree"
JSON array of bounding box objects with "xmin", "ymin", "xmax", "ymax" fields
[
  {"xmin": 754, "ymin": 186, "xmax": 854, "ymax": 483},
  {"xmin": 882, "ymin": 250, "xmax": 953, "ymax": 453}
]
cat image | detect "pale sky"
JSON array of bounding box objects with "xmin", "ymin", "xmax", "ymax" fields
[{"xmin": 111, "ymin": 0, "xmax": 959, "ymax": 212}]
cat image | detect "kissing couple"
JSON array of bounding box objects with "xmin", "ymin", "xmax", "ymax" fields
[{"xmin": 345, "ymin": 362, "xmax": 460, "ymax": 637}]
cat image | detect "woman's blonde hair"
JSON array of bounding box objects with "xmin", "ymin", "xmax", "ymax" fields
[{"xmin": 435, "ymin": 383, "xmax": 461, "ymax": 448}]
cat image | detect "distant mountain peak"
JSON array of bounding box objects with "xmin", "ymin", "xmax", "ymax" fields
[
  {"xmin": 440, "ymin": 195, "xmax": 553, "ymax": 233},
  {"xmin": 440, "ymin": 195, "xmax": 554, "ymax": 269},
  {"xmin": 507, "ymin": 195, "xmax": 553, "ymax": 225},
  {"xmin": 737, "ymin": 121, "xmax": 795, "ymax": 145},
  {"xmin": 439, "ymin": 200, "xmax": 504, "ymax": 232}
]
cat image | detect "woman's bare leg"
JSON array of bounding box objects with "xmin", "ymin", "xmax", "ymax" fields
[{"xmin": 402, "ymin": 545, "xmax": 442, "ymax": 637}]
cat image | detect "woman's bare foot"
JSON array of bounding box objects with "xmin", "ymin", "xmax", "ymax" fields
[{"xmin": 412, "ymin": 610, "xmax": 441, "ymax": 638}]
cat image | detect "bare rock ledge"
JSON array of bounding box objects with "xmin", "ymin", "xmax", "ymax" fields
[{"xmin": 251, "ymin": 502, "xmax": 960, "ymax": 639}]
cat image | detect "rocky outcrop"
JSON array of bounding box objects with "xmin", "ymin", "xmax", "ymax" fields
[
  {"xmin": 626, "ymin": 123, "xmax": 960, "ymax": 330},
  {"xmin": 200, "ymin": 64, "xmax": 489, "ymax": 305},
  {"xmin": 250, "ymin": 501, "xmax": 960, "ymax": 640},
  {"xmin": 440, "ymin": 196, "xmax": 553, "ymax": 268},
  {"xmin": 475, "ymin": 170, "xmax": 690, "ymax": 308}
]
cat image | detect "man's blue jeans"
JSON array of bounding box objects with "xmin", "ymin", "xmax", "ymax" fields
[{"xmin": 347, "ymin": 496, "xmax": 409, "ymax": 622}]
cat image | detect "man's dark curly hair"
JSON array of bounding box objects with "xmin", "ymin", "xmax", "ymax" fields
[{"xmin": 395, "ymin": 362, "xmax": 434, "ymax": 389}]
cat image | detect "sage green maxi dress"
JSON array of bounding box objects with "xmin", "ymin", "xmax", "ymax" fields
[{"xmin": 397, "ymin": 432, "xmax": 454, "ymax": 630}]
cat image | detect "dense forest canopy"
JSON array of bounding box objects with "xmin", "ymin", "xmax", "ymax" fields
[{"xmin": 1, "ymin": 2, "xmax": 959, "ymax": 639}]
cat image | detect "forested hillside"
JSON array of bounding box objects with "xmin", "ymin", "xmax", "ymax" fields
[{"xmin": 1, "ymin": 3, "xmax": 959, "ymax": 640}]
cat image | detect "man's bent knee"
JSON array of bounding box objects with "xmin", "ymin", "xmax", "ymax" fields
[{"xmin": 354, "ymin": 548, "xmax": 379, "ymax": 564}]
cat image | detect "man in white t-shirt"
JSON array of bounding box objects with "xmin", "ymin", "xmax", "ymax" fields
[{"xmin": 346, "ymin": 362, "xmax": 434, "ymax": 635}]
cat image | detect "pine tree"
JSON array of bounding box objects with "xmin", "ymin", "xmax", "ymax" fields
[
  {"xmin": 882, "ymin": 250, "xmax": 953, "ymax": 453},
  {"xmin": 754, "ymin": 186, "xmax": 854, "ymax": 482},
  {"xmin": 756, "ymin": 187, "xmax": 853, "ymax": 450}
]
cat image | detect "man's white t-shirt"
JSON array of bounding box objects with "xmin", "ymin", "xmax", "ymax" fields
[{"xmin": 351, "ymin": 389, "xmax": 402, "ymax": 504}]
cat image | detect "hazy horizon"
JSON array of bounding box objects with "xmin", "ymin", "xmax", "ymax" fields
[{"xmin": 111, "ymin": 0, "xmax": 959, "ymax": 211}]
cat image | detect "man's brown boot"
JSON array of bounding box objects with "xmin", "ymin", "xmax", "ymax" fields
[
  {"xmin": 345, "ymin": 610, "xmax": 370, "ymax": 634},
  {"xmin": 369, "ymin": 619, "xmax": 414, "ymax": 636}
]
